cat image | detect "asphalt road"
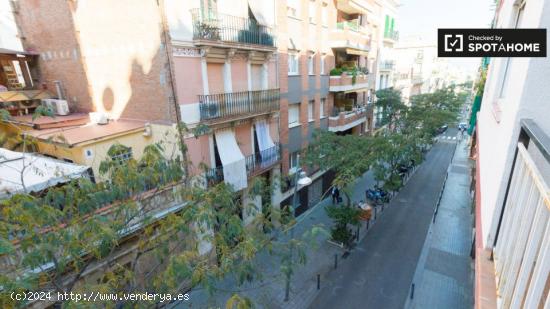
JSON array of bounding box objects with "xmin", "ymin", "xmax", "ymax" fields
[{"xmin": 309, "ymin": 139, "xmax": 457, "ymax": 309}]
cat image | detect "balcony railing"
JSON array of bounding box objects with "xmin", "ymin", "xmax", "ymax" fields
[
  {"xmin": 384, "ymin": 30, "xmax": 399, "ymax": 41},
  {"xmin": 198, "ymin": 89, "xmax": 280, "ymax": 122},
  {"xmin": 245, "ymin": 144, "xmax": 281, "ymax": 176},
  {"xmin": 205, "ymin": 144, "xmax": 281, "ymax": 186},
  {"xmin": 492, "ymin": 142, "xmax": 550, "ymax": 308},
  {"xmin": 190, "ymin": 9, "xmax": 276, "ymax": 47},
  {"xmin": 336, "ymin": 20, "xmax": 360, "ymax": 32},
  {"xmin": 379, "ymin": 60, "xmax": 395, "ymax": 70}
]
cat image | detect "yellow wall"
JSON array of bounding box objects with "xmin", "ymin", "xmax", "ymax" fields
[{"xmin": 35, "ymin": 124, "xmax": 182, "ymax": 181}]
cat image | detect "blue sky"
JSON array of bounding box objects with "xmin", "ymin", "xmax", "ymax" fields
[{"xmin": 397, "ymin": 0, "xmax": 496, "ymax": 73}]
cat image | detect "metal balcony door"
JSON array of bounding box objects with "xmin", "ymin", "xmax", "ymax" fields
[{"xmin": 308, "ymin": 178, "xmax": 323, "ymax": 207}]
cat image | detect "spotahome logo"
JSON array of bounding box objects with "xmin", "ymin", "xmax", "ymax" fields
[{"xmin": 438, "ymin": 29, "xmax": 546, "ymax": 57}]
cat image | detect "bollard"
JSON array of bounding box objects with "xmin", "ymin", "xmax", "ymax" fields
[
  {"xmin": 317, "ymin": 274, "xmax": 320, "ymax": 290},
  {"xmin": 366, "ymin": 219, "xmax": 370, "ymax": 230},
  {"xmin": 410, "ymin": 283, "xmax": 415, "ymax": 299},
  {"xmin": 356, "ymin": 225, "xmax": 360, "ymax": 240},
  {"xmin": 334, "ymin": 254, "xmax": 338, "ymax": 269}
]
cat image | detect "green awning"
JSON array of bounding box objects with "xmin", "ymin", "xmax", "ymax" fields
[{"xmin": 468, "ymin": 95, "xmax": 482, "ymax": 135}]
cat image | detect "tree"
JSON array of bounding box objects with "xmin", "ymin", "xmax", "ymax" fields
[
  {"xmin": 374, "ymin": 88, "xmax": 407, "ymax": 130},
  {"xmin": 0, "ymin": 110, "xmax": 313, "ymax": 308}
]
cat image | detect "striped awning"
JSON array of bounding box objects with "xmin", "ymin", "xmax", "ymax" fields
[{"xmin": 0, "ymin": 90, "xmax": 53, "ymax": 103}]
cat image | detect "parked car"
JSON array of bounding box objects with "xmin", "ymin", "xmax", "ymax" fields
[{"xmin": 437, "ymin": 124, "xmax": 448, "ymax": 134}]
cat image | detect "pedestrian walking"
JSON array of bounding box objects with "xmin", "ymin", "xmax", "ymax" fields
[{"xmin": 331, "ymin": 186, "xmax": 340, "ymax": 204}]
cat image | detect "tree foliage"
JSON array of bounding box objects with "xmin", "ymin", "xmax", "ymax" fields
[{"xmin": 0, "ymin": 115, "xmax": 311, "ymax": 308}]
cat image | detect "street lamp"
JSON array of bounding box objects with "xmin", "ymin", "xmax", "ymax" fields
[{"xmin": 284, "ymin": 155, "xmax": 311, "ymax": 301}]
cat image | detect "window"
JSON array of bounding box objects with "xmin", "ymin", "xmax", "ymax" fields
[
  {"xmin": 288, "ymin": 53, "xmax": 299, "ymax": 75},
  {"xmin": 287, "ymin": 0, "xmax": 300, "ymax": 18},
  {"xmin": 309, "ymin": 0, "xmax": 316, "ymax": 24},
  {"xmin": 499, "ymin": 0, "xmax": 525, "ymax": 98},
  {"xmin": 288, "ymin": 104, "xmax": 300, "ymax": 127},
  {"xmin": 308, "ymin": 100, "xmax": 314, "ymax": 121},
  {"xmin": 321, "ymin": 4, "xmax": 328, "ymax": 26},
  {"xmin": 108, "ymin": 144, "xmax": 133, "ymax": 165},
  {"xmin": 308, "ymin": 54, "xmax": 314, "ymax": 75},
  {"xmin": 289, "ymin": 151, "xmax": 299, "ymax": 173},
  {"xmin": 320, "ymin": 98, "xmax": 326, "ymax": 117},
  {"xmin": 320, "ymin": 55, "xmax": 325, "ymax": 74}
]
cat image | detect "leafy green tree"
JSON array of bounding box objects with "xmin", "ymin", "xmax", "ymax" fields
[
  {"xmin": 0, "ymin": 109, "xmax": 313, "ymax": 308},
  {"xmin": 374, "ymin": 88, "xmax": 407, "ymax": 130}
]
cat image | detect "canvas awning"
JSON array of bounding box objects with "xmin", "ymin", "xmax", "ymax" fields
[
  {"xmin": 255, "ymin": 119, "xmax": 277, "ymax": 166},
  {"xmin": 214, "ymin": 129, "xmax": 247, "ymax": 191},
  {"xmin": 0, "ymin": 148, "xmax": 89, "ymax": 199},
  {"xmin": 346, "ymin": 48, "xmax": 369, "ymax": 56},
  {"xmin": 248, "ymin": 0, "xmax": 274, "ymax": 26},
  {"xmin": 0, "ymin": 89, "xmax": 53, "ymax": 102}
]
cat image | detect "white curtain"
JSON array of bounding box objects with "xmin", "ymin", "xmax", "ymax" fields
[
  {"xmin": 255, "ymin": 119, "xmax": 276, "ymax": 167},
  {"xmin": 214, "ymin": 129, "xmax": 247, "ymax": 191}
]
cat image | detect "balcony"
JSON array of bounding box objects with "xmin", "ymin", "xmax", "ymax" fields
[
  {"xmin": 383, "ymin": 30, "xmax": 399, "ymax": 43},
  {"xmin": 379, "ymin": 60, "xmax": 395, "ymax": 71},
  {"xmin": 190, "ymin": 9, "xmax": 276, "ymax": 51},
  {"xmin": 328, "ymin": 105, "xmax": 367, "ymax": 132},
  {"xmin": 205, "ymin": 144, "xmax": 281, "ymax": 185},
  {"xmin": 336, "ymin": 0, "xmax": 373, "ymax": 15},
  {"xmin": 411, "ymin": 74, "xmax": 424, "ymax": 84},
  {"xmin": 198, "ymin": 89, "xmax": 280, "ymax": 123},
  {"xmin": 329, "ymin": 71, "xmax": 368, "ymax": 92},
  {"xmin": 331, "ymin": 21, "xmax": 370, "ymax": 53}
]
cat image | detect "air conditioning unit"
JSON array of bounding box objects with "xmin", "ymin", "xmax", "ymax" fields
[
  {"xmin": 53, "ymin": 99, "xmax": 69, "ymax": 116},
  {"xmin": 41, "ymin": 99, "xmax": 56, "ymax": 114}
]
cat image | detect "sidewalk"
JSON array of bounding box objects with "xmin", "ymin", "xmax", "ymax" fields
[
  {"xmin": 404, "ymin": 137, "xmax": 474, "ymax": 309},
  {"xmin": 180, "ymin": 168, "xmax": 397, "ymax": 308}
]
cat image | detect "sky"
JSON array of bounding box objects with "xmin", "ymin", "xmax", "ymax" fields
[{"xmin": 397, "ymin": 0, "xmax": 496, "ymax": 74}]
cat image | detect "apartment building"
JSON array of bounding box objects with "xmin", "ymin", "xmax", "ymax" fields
[
  {"xmin": 374, "ymin": 0, "xmax": 399, "ymax": 91},
  {"xmin": 4, "ymin": 0, "xmax": 182, "ymax": 179},
  {"xmin": 393, "ymin": 38, "xmax": 437, "ymax": 104},
  {"xmin": 275, "ymin": 0, "xmax": 379, "ymax": 215},
  {"xmin": 170, "ymin": 0, "xmax": 280, "ymax": 221},
  {"xmin": 472, "ymin": 0, "xmax": 550, "ymax": 308}
]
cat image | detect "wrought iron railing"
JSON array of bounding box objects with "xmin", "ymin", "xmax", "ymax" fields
[
  {"xmin": 384, "ymin": 30, "xmax": 399, "ymax": 41},
  {"xmin": 205, "ymin": 144, "xmax": 280, "ymax": 186},
  {"xmin": 245, "ymin": 144, "xmax": 281, "ymax": 175},
  {"xmin": 380, "ymin": 60, "xmax": 395, "ymax": 70},
  {"xmin": 198, "ymin": 89, "xmax": 280, "ymax": 122},
  {"xmin": 190, "ymin": 9, "xmax": 276, "ymax": 47}
]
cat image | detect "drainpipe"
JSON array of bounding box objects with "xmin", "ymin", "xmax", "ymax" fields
[{"xmin": 157, "ymin": 0, "xmax": 190, "ymax": 182}]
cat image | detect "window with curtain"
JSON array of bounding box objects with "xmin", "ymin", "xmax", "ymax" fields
[
  {"xmin": 288, "ymin": 52, "xmax": 299, "ymax": 75},
  {"xmin": 320, "ymin": 55, "xmax": 325, "ymax": 74},
  {"xmin": 289, "ymin": 151, "xmax": 299, "ymax": 173},
  {"xmin": 320, "ymin": 98, "xmax": 326, "ymax": 118},
  {"xmin": 308, "ymin": 100, "xmax": 314, "ymax": 121},
  {"xmin": 288, "ymin": 104, "xmax": 300, "ymax": 126}
]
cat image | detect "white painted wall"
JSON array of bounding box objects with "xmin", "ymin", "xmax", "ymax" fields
[
  {"xmin": 0, "ymin": 0, "xmax": 23, "ymax": 51},
  {"xmin": 477, "ymin": 0, "xmax": 548, "ymax": 248}
]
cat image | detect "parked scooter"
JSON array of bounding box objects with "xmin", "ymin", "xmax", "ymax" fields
[{"xmin": 366, "ymin": 187, "xmax": 389, "ymax": 204}]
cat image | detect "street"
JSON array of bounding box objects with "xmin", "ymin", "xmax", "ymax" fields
[{"xmin": 309, "ymin": 137, "xmax": 457, "ymax": 309}]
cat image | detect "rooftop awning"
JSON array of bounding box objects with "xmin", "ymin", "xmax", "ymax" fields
[
  {"xmin": 344, "ymin": 87, "xmax": 369, "ymax": 94},
  {"xmin": 248, "ymin": 0, "xmax": 274, "ymax": 27},
  {"xmin": 214, "ymin": 129, "xmax": 247, "ymax": 191},
  {"xmin": 0, "ymin": 89, "xmax": 53, "ymax": 102},
  {"xmin": 0, "ymin": 148, "xmax": 89, "ymax": 199},
  {"xmin": 346, "ymin": 48, "xmax": 369, "ymax": 56}
]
